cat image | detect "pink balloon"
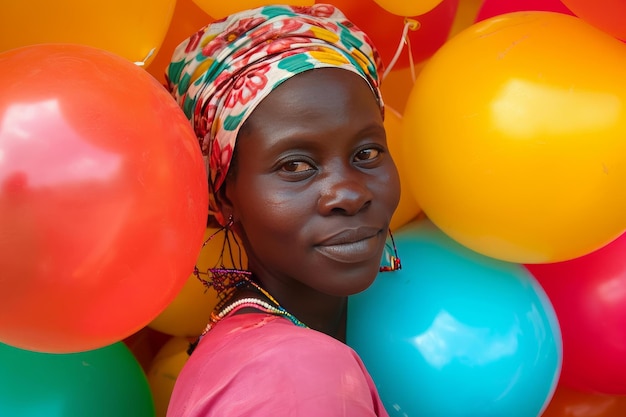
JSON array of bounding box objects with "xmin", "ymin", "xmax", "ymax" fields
[{"xmin": 526, "ymin": 233, "xmax": 626, "ymax": 395}]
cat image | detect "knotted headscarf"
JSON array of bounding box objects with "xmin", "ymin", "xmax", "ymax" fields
[{"xmin": 166, "ymin": 3, "xmax": 385, "ymax": 225}]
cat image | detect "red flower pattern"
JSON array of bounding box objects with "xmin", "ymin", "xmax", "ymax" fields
[
  {"xmin": 224, "ymin": 65, "xmax": 270, "ymax": 108},
  {"xmin": 202, "ymin": 17, "xmax": 266, "ymax": 57}
]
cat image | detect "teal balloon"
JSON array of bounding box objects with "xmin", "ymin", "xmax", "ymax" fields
[
  {"xmin": 0, "ymin": 341, "xmax": 155, "ymax": 417},
  {"xmin": 348, "ymin": 218, "xmax": 562, "ymax": 417}
]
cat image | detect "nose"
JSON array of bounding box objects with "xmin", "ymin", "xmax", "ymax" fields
[{"xmin": 317, "ymin": 168, "xmax": 373, "ymax": 216}]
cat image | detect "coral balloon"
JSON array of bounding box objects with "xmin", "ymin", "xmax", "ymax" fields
[
  {"xmin": 0, "ymin": 44, "xmax": 208, "ymax": 353},
  {"xmin": 348, "ymin": 218, "xmax": 562, "ymax": 417},
  {"xmin": 146, "ymin": 0, "xmax": 214, "ymax": 85},
  {"xmin": 561, "ymin": 0, "xmax": 626, "ymax": 41},
  {"xmin": 542, "ymin": 384, "xmax": 626, "ymax": 417},
  {"xmin": 385, "ymin": 108, "xmax": 421, "ymax": 230},
  {"xmin": 322, "ymin": 0, "xmax": 458, "ymax": 69},
  {"xmin": 0, "ymin": 342, "xmax": 155, "ymax": 417},
  {"xmin": 373, "ymin": 0, "xmax": 444, "ymax": 16},
  {"xmin": 403, "ymin": 12, "xmax": 626, "ymax": 263},
  {"xmin": 149, "ymin": 226, "xmax": 247, "ymax": 337},
  {"xmin": 0, "ymin": 0, "xmax": 175, "ymax": 64},
  {"xmin": 526, "ymin": 232, "xmax": 626, "ymax": 395},
  {"xmin": 193, "ymin": 0, "xmax": 314, "ymax": 19}
]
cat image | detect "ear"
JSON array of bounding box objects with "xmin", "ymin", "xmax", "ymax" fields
[{"xmin": 214, "ymin": 181, "xmax": 235, "ymax": 223}]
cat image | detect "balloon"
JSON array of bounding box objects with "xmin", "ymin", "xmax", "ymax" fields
[
  {"xmin": 542, "ymin": 385, "xmax": 626, "ymax": 417},
  {"xmin": 526, "ymin": 232, "xmax": 626, "ymax": 395},
  {"xmin": 560, "ymin": 0, "xmax": 626, "ymax": 41},
  {"xmin": 348, "ymin": 218, "xmax": 562, "ymax": 417},
  {"xmin": 402, "ymin": 11, "xmax": 626, "ymax": 263},
  {"xmin": 475, "ymin": 0, "xmax": 573, "ymax": 22},
  {"xmin": 447, "ymin": 0, "xmax": 483, "ymax": 38},
  {"xmin": 145, "ymin": 0, "xmax": 214, "ymax": 85},
  {"xmin": 380, "ymin": 65, "xmax": 424, "ymax": 113},
  {"xmin": 0, "ymin": 44, "xmax": 208, "ymax": 353},
  {"xmin": 0, "ymin": 0, "xmax": 175, "ymax": 65},
  {"xmin": 373, "ymin": 0, "xmax": 444, "ymax": 17},
  {"xmin": 0, "ymin": 341, "xmax": 154, "ymax": 417},
  {"xmin": 321, "ymin": 0, "xmax": 458, "ymax": 69},
  {"xmin": 148, "ymin": 336, "xmax": 192, "ymax": 417},
  {"xmin": 193, "ymin": 0, "xmax": 314, "ymax": 19},
  {"xmin": 385, "ymin": 108, "xmax": 421, "ymax": 230},
  {"xmin": 149, "ymin": 226, "xmax": 247, "ymax": 337}
]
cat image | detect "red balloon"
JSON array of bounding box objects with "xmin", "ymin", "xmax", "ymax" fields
[
  {"xmin": 561, "ymin": 0, "xmax": 626, "ymax": 41},
  {"xmin": 542, "ymin": 384, "xmax": 626, "ymax": 417},
  {"xmin": 0, "ymin": 44, "xmax": 208, "ymax": 353},
  {"xmin": 475, "ymin": 0, "xmax": 573, "ymax": 22},
  {"xmin": 526, "ymin": 233, "xmax": 626, "ymax": 395},
  {"xmin": 320, "ymin": 0, "xmax": 459, "ymax": 70}
]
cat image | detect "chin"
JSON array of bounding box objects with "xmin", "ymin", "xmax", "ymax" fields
[{"xmin": 328, "ymin": 264, "xmax": 380, "ymax": 297}]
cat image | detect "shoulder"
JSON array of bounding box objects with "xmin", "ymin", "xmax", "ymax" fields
[{"xmin": 167, "ymin": 313, "xmax": 388, "ymax": 417}]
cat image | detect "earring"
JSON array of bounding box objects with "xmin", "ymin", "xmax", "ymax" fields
[
  {"xmin": 193, "ymin": 214, "xmax": 251, "ymax": 295},
  {"xmin": 379, "ymin": 229, "xmax": 401, "ymax": 272}
]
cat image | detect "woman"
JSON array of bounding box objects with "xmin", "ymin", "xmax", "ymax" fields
[{"xmin": 165, "ymin": 4, "xmax": 400, "ymax": 416}]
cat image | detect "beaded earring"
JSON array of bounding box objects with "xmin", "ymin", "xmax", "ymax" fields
[
  {"xmin": 192, "ymin": 215, "xmax": 251, "ymax": 298},
  {"xmin": 379, "ymin": 230, "xmax": 401, "ymax": 272}
]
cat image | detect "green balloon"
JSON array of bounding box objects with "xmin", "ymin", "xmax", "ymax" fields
[{"xmin": 0, "ymin": 341, "xmax": 155, "ymax": 417}]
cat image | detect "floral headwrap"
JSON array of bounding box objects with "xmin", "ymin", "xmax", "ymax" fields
[{"xmin": 166, "ymin": 3, "xmax": 384, "ymax": 225}]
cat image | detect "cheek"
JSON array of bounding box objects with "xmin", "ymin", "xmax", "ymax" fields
[
  {"xmin": 375, "ymin": 166, "xmax": 402, "ymax": 212},
  {"xmin": 236, "ymin": 181, "xmax": 311, "ymax": 236}
]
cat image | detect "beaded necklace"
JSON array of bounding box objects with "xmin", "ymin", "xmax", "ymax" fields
[{"xmin": 198, "ymin": 270, "xmax": 307, "ymax": 336}]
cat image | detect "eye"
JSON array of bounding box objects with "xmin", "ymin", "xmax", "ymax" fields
[
  {"xmin": 354, "ymin": 147, "xmax": 382, "ymax": 162},
  {"xmin": 281, "ymin": 160, "xmax": 314, "ymax": 173}
]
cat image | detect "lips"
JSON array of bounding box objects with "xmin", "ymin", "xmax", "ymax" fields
[{"xmin": 315, "ymin": 226, "xmax": 384, "ymax": 264}]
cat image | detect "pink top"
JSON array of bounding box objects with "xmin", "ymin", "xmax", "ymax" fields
[{"xmin": 167, "ymin": 313, "xmax": 389, "ymax": 417}]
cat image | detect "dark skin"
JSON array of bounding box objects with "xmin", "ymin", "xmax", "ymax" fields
[{"xmin": 217, "ymin": 68, "xmax": 401, "ymax": 341}]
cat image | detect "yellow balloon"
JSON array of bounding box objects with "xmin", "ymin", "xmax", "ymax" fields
[
  {"xmin": 403, "ymin": 11, "xmax": 626, "ymax": 263},
  {"xmin": 192, "ymin": 0, "xmax": 314, "ymax": 19},
  {"xmin": 149, "ymin": 227, "xmax": 247, "ymax": 337},
  {"xmin": 0, "ymin": 0, "xmax": 175, "ymax": 65},
  {"xmin": 148, "ymin": 336, "xmax": 191, "ymax": 417},
  {"xmin": 372, "ymin": 0, "xmax": 444, "ymax": 17},
  {"xmin": 385, "ymin": 107, "xmax": 422, "ymax": 230}
]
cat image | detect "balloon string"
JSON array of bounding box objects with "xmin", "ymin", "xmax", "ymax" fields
[
  {"xmin": 383, "ymin": 18, "xmax": 420, "ymax": 80},
  {"xmin": 134, "ymin": 48, "xmax": 156, "ymax": 67}
]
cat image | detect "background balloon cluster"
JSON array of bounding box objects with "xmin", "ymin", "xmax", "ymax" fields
[{"xmin": 1, "ymin": 0, "xmax": 625, "ymax": 416}]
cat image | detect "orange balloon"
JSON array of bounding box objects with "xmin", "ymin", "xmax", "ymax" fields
[
  {"xmin": 193, "ymin": 0, "xmax": 314, "ymax": 19},
  {"xmin": 403, "ymin": 12, "xmax": 626, "ymax": 263},
  {"xmin": 0, "ymin": 0, "xmax": 175, "ymax": 64},
  {"xmin": 146, "ymin": 0, "xmax": 214, "ymax": 85},
  {"xmin": 448, "ymin": 0, "xmax": 484, "ymax": 38},
  {"xmin": 385, "ymin": 108, "xmax": 421, "ymax": 230},
  {"xmin": 381, "ymin": 64, "xmax": 425, "ymax": 113},
  {"xmin": 542, "ymin": 385, "xmax": 626, "ymax": 417}
]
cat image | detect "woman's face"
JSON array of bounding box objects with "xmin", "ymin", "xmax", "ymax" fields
[{"xmin": 223, "ymin": 68, "xmax": 400, "ymax": 297}]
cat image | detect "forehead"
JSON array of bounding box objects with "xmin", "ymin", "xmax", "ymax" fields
[{"xmin": 240, "ymin": 68, "xmax": 382, "ymax": 137}]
